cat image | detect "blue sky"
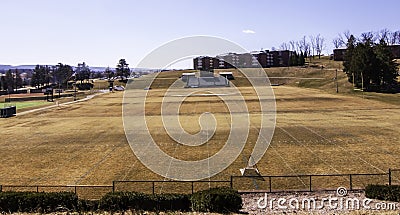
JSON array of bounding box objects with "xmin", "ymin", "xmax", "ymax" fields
[{"xmin": 1, "ymin": 0, "xmax": 399, "ymax": 68}]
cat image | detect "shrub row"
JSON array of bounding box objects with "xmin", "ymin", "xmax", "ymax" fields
[
  {"xmin": 99, "ymin": 187, "xmax": 242, "ymax": 213},
  {"xmin": 0, "ymin": 187, "xmax": 242, "ymax": 213},
  {"xmin": 191, "ymin": 187, "xmax": 243, "ymax": 213},
  {"xmin": 99, "ymin": 192, "xmax": 190, "ymax": 212},
  {"xmin": 76, "ymin": 83, "xmax": 93, "ymax": 90},
  {"xmin": 365, "ymin": 184, "xmax": 400, "ymax": 202},
  {"xmin": 0, "ymin": 192, "xmax": 78, "ymax": 213}
]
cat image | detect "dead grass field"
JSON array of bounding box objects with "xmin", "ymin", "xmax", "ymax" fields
[{"xmin": 0, "ymin": 67, "xmax": 399, "ymax": 196}]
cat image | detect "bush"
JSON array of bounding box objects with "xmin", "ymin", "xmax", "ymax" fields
[
  {"xmin": 0, "ymin": 192, "xmax": 78, "ymax": 213},
  {"xmin": 78, "ymin": 199, "xmax": 99, "ymax": 212},
  {"xmin": 99, "ymin": 192, "xmax": 149, "ymax": 211},
  {"xmin": 0, "ymin": 188, "xmax": 242, "ymax": 213},
  {"xmin": 99, "ymin": 192, "xmax": 190, "ymax": 212},
  {"xmin": 76, "ymin": 83, "xmax": 93, "ymax": 90},
  {"xmin": 154, "ymin": 193, "xmax": 190, "ymax": 211},
  {"xmin": 191, "ymin": 187, "xmax": 242, "ymax": 213},
  {"xmin": 365, "ymin": 184, "xmax": 400, "ymax": 202}
]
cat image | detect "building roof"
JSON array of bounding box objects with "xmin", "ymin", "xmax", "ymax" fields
[
  {"xmin": 219, "ymin": 72, "xmax": 233, "ymax": 75},
  {"xmin": 182, "ymin": 72, "xmax": 195, "ymax": 76}
]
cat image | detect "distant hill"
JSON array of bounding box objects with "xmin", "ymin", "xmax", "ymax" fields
[{"xmin": 0, "ymin": 64, "xmax": 158, "ymax": 73}]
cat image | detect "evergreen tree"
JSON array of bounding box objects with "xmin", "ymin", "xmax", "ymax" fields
[
  {"xmin": 116, "ymin": 59, "xmax": 130, "ymax": 80},
  {"xmin": 375, "ymin": 39, "xmax": 399, "ymax": 86},
  {"xmin": 105, "ymin": 67, "xmax": 114, "ymax": 80},
  {"xmin": 75, "ymin": 62, "xmax": 91, "ymax": 84},
  {"xmin": 5, "ymin": 70, "xmax": 14, "ymax": 92},
  {"xmin": 15, "ymin": 69, "xmax": 23, "ymax": 89},
  {"xmin": 0, "ymin": 75, "xmax": 3, "ymax": 90},
  {"xmin": 31, "ymin": 65, "xmax": 50, "ymax": 88},
  {"xmin": 343, "ymin": 35, "xmax": 399, "ymax": 91},
  {"xmin": 53, "ymin": 63, "xmax": 74, "ymax": 87}
]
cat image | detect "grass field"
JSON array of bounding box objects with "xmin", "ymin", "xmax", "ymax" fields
[
  {"xmin": 0, "ymin": 63, "xmax": 399, "ymax": 198},
  {"xmin": 0, "ymin": 101, "xmax": 49, "ymax": 110}
]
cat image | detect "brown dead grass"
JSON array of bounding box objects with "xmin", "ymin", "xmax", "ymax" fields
[{"xmin": 0, "ymin": 71, "xmax": 399, "ymax": 197}]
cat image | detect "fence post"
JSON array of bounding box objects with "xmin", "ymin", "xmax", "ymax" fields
[
  {"xmin": 349, "ymin": 174, "xmax": 353, "ymax": 190},
  {"xmin": 74, "ymin": 186, "xmax": 77, "ymax": 194},
  {"xmin": 152, "ymin": 182, "xmax": 155, "ymax": 195},
  {"xmin": 230, "ymin": 176, "xmax": 233, "ymax": 188},
  {"xmin": 0, "ymin": 185, "xmax": 2, "ymax": 192},
  {"xmin": 112, "ymin": 181, "xmax": 115, "ymax": 193},
  {"xmin": 36, "ymin": 186, "xmax": 39, "ymax": 192},
  {"xmin": 388, "ymin": 169, "xmax": 392, "ymax": 186},
  {"xmin": 269, "ymin": 176, "xmax": 272, "ymax": 192},
  {"xmin": 309, "ymin": 175, "xmax": 312, "ymax": 192},
  {"xmin": 191, "ymin": 181, "xmax": 194, "ymax": 194}
]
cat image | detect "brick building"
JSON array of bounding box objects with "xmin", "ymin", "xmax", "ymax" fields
[{"xmin": 193, "ymin": 50, "xmax": 290, "ymax": 69}]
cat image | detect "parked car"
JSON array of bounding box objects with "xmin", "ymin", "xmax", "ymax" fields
[{"xmin": 113, "ymin": 85, "xmax": 125, "ymax": 91}]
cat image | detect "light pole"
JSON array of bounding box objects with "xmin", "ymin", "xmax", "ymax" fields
[
  {"xmin": 335, "ymin": 69, "xmax": 339, "ymax": 93},
  {"xmin": 74, "ymin": 77, "xmax": 77, "ymax": 101}
]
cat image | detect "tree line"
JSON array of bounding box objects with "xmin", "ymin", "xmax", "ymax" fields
[
  {"xmin": 278, "ymin": 34, "xmax": 326, "ymax": 60},
  {"xmin": 342, "ymin": 32, "xmax": 399, "ymax": 92},
  {"xmin": 0, "ymin": 69, "xmax": 24, "ymax": 92},
  {"xmin": 0, "ymin": 59, "xmax": 131, "ymax": 91},
  {"xmin": 333, "ymin": 29, "xmax": 400, "ymax": 49}
]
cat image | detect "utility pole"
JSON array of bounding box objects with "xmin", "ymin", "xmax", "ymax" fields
[
  {"xmin": 361, "ymin": 71, "xmax": 364, "ymax": 99},
  {"xmin": 335, "ymin": 69, "xmax": 339, "ymax": 93},
  {"xmin": 74, "ymin": 75, "xmax": 77, "ymax": 101}
]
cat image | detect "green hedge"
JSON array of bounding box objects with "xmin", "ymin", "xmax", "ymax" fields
[
  {"xmin": 76, "ymin": 83, "xmax": 93, "ymax": 90},
  {"xmin": 0, "ymin": 192, "xmax": 78, "ymax": 213},
  {"xmin": 0, "ymin": 187, "xmax": 242, "ymax": 213},
  {"xmin": 365, "ymin": 184, "xmax": 400, "ymax": 202},
  {"xmin": 98, "ymin": 192, "xmax": 190, "ymax": 212},
  {"xmin": 191, "ymin": 187, "xmax": 242, "ymax": 213},
  {"xmin": 78, "ymin": 199, "xmax": 99, "ymax": 212}
]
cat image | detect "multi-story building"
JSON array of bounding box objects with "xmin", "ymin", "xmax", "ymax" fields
[{"xmin": 193, "ymin": 50, "xmax": 291, "ymax": 69}]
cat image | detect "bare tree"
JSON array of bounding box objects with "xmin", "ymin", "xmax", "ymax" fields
[
  {"xmin": 315, "ymin": 34, "xmax": 325, "ymax": 59},
  {"xmin": 397, "ymin": 30, "xmax": 400, "ymax": 44},
  {"xmin": 289, "ymin": 40, "xmax": 296, "ymax": 52},
  {"xmin": 332, "ymin": 37, "xmax": 343, "ymax": 49},
  {"xmin": 279, "ymin": 42, "xmax": 290, "ymax": 50},
  {"xmin": 309, "ymin": 35, "xmax": 316, "ymax": 58},
  {"xmin": 343, "ymin": 30, "xmax": 351, "ymax": 41},
  {"xmin": 337, "ymin": 30, "xmax": 352, "ymax": 45},
  {"xmin": 298, "ymin": 36, "xmax": 310, "ymax": 58},
  {"xmin": 360, "ymin": 31, "xmax": 375, "ymax": 43},
  {"xmin": 388, "ymin": 30, "xmax": 400, "ymax": 45},
  {"xmin": 378, "ymin": 28, "xmax": 391, "ymax": 44}
]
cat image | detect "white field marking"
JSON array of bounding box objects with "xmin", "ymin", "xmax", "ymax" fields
[
  {"xmin": 361, "ymin": 126, "xmax": 400, "ymax": 161},
  {"xmin": 160, "ymin": 118, "xmax": 185, "ymax": 194},
  {"xmin": 301, "ymin": 126, "xmax": 386, "ymax": 173},
  {"xmin": 33, "ymin": 135, "xmax": 93, "ymax": 184},
  {"xmin": 121, "ymin": 136, "xmax": 154, "ymax": 181},
  {"xmin": 0, "ymin": 130, "xmax": 58, "ymax": 184},
  {"xmin": 31, "ymin": 128, "xmax": 113, "ymax": 184},
  {"xmin": 73, "ymin": 140, "xmax": 126, "ymax": 185},
  {"xmin": 278, "ymin": 126, "xmax": 341, "ymax": 174},
  {"xmin": 169, "ymin": 93, "xmax": 239, "ymax": 97},
  {"xmin": 267, "ymin": 77, "xmax": 326, "ymax": 80},
  {"xmin": 269, "ymin": 144, "xmax": 309, "ymax": 188},
  {"xmin": 249, "ymin": 126, "xmax": 308, "ymax": 188}
]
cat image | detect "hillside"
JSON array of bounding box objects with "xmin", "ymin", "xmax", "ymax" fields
[{"xmin": 145, "ymin": 56, "xmax": 399, "ymax": 105}]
